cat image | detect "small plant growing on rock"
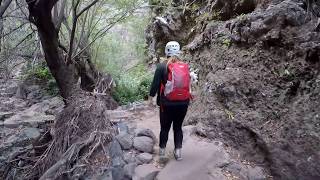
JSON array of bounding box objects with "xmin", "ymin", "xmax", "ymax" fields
[
  {"xmin": 224, "ymin": 109, "xmax": 235, "ymax": 120},
  {"xmin": 237, "ymin": 13, "xmax": 247, "ymax": 21},
  {"xmin": 222, "ymin": 38, "xmax": 232, "ymax": 48},
  {"xmin": 212, "ymin": 10, "xmax": 222, "ymax": 20}
]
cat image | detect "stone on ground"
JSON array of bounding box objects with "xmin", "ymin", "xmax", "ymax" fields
[
  {"xmin": 124, "ymin": 152, "xmax": 136, "ymax": 163},
  {"xmin": 109, "ymin": 140, "xmax": 125, "ymax": 167},
  {"xmin": 116, "ymin": 132, "xmax": 133, "ymax": 150},
  {"xmin": 1, "ymin": 127, "xmax": 40, "ymax": 148},
  {"xmin": 136, "ymin": 153, "xmax": 153, "ymax": 165},
  {"xmin": 0, "ymin": 111, "xmax": 14, "ymax": 121},
  {"xmin": 135, "ymin": 128, "xmax": 157, "ymax": 141},
  {"xmin": 133, "ymin": 136, "xmax": 154, "ymax": 153},
  {"xmin": 4, "ymin": 113, "xmax": 55, "ymax": 128},
  {"xmin": 124, "ymin": 163, "xmax": 137, "ymax": 179}
]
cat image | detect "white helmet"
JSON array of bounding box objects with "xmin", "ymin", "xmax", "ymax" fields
[{"xmin": 165, "ymin": 41, "xmax": 181, "ymax": 57}]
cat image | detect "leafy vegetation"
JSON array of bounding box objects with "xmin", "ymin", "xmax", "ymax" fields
[
  {"xmin": 222, "ymin": 38, "xmax": 232, "ymax": 47},
  {"xmin": 112, "ymin": 64, "xmax": 153, "ymax": 104},
  {"xmin": 24, "ymin": 63, "xmax": 59, "ymax": 96},
  {"xmin": 93, "ymin": 12, "xmax": 151, "ymax": 104}
]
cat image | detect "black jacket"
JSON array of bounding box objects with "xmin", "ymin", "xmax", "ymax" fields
[{"xmin": 149, "ymin": 63, "xmax": 189, "ymax": 106}]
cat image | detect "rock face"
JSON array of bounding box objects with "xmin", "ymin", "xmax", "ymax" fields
[
  {"xmin": 0, "ymin": 127, "xmax": 42, "ymax": 180},
  {"xmin": 146, "ymin": 0, "xmax": 320, "ymax": 179},
  {"xmin": 3, "ymin": 96, "xmax": 63, "ymax": 128},
  {"xmin": 4, "ymin": 113, "xmax": 55, "ymax": 128}
]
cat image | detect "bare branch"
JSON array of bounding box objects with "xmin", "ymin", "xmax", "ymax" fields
[
  {"xmin": 72, "ymin": 11, "xmax": 131, "ymax": 60},
  {"xmin": 0, "ymin": 0, "xmax": 13, "ymax": 17},
  {"xmin": 3, "ymin": 15, "xmax": 29, "ymax": 20},
  {"xmin": 13, "ymin": 30, "xmax": 34, "ymax": 48},
  {"xmin": 15, "ymin": 0, "xmax": 29, "ymax": 20},
  {"xmin": 75, "ymin": 10, "xmax": 89, "ymax": 54},
  {"xmin": 76, "ymin": 0, "xmax": 98, "ymax": 18},
  {"xmin": 66, "ymin": 0, "xmax": 80, "ymax": 64},
  {"xmin": 66, "ymin": 0, "xmax": 99, "ymax": 64},
  {"xmin": 59, "ymin": 43, "xmax": 68, "ymax": 53},
  {"xmin": 1, "ymin": 21, "xmax": 28, "ymax": 38}
]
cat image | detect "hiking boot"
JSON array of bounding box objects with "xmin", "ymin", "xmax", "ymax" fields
[
  {"xmin": 174, "ymin": 148, "xmax": 183, "ymax": 161},
  {"xmin": 159, "ymin": 148, "xmax": 166, "ymax": 157}
]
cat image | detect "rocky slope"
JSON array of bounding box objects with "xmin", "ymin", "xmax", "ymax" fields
[{"xmin": 146, "ymin": 0, "xmax": 320, "ymax": 179}]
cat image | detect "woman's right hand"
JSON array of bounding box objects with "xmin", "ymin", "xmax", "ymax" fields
[{"xmin": 147, "ymin": 96, "xmax": 154, "ymax": 106}]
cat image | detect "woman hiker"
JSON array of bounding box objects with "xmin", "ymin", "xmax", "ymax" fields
[{"xmin": 149, "ymin": 41, "xmax": 197, "ymax": 161}]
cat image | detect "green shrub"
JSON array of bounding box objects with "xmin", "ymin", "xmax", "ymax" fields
[
  {"xmin": 35, "ymin": 67, "xmax": 51, "ymax": 80},
  {"xmin": 222, "ymin": 38, "xmax": 232, "ymax": 47},
  {"xmin": 112, "ymin": 65, "xmax": 153, "ymax": 105},
  {"xmin": 24, "ymin": 64, "xmax": 59, "ymax": 96},
  {"xmin": 26, "ymin": 64, "xmax": 53, "ymax": 81}
]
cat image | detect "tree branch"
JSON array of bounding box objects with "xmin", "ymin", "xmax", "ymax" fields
[
  {"xmin": 0, "ymin": 0, "xmax": 12, "ymax": 17},
  {"xmin": 13, "ymin": 30, "xmax": 34, "ymax": 48},
  {"xmin": 1, "ymin": 21, "xmax": 28, "ymax": 38},
  {"xmin": 66, "ymin": 0, "xmax": 80, "ymax": 64},
  {"xmin": 76, "ymin": 0, "xmax": 98, "ymax": 18},
  {"xmin": 72, "ymin": 11, "xmax": 131, "ymax": 60}
]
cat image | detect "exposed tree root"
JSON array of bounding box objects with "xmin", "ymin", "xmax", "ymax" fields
[{"xmin": 28, "ymin": 91, "xmax": 118, "ymax": 179}]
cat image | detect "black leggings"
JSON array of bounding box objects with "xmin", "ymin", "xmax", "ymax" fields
[{"xmin": 159, "ymin": 105, "xmax": 188, "ymax": 149}]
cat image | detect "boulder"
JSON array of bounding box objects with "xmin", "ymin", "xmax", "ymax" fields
[
  {"xmin": 4, "ymin": 127, "xmax": 41, "ymax": 147},
  {"xmin": 133, "ymin": 136, "xmax": 154, "ymax": 153},
  {"xmin": 43, "ymin": 97, "xmax": 64, "ymax": 115},
  {"xmin": 4, "ymin": 113, "xmax": 55, "ymax": 128},
  {"xmin": 15, "ymin": 84, "xmax": 27, "ymax": 99},
  {"xmin": 2, "ymin": 96, "xmax": 63, "ymax": 128},
  {"xmin": 136, "ymin": 153, "xmax": 153, "ymax": 165},
  {"xmin": 124, "ymin": 152, "xmax": 136, "ymax": 164},
  {"xmin": 27, "ymin": 97, "xmax": 64, "ymax": 115},
  {"xmin": 0, "ymin": 112, "xmax": 14, "ymax": 121},
  {"xmin": 124, "ymin": 163, "xmax": 137, "ymax": 179},
  {"xmin": 135, "ymin": 128, "xmax": 157, "ymax": 142},
  {"xmin": 115, "ymin": 133, "xmax": 133, "ymax": 150},
  {"xmin": 26, "ymin": 85, "xmax": 43, "ymax": 101},
  {"xmin": 111, "ymin": 166, "xmax": 125, "ymax": 180},
  {"xmin": 109, "ymin": 140, "xmax": 125, "ymax": 167},
  {"xmin": 116, "ymin": 122, "xmax": 129, "ymax": 134}
]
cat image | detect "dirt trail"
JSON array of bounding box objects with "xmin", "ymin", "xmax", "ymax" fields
[{"xmin": 113, "ymin": 104, "xmax": 268, "ymax": 180}]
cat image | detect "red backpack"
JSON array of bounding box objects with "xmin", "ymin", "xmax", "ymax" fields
[{"xmin": 161, "ymin": 62, "xmax": 191, "ymax": 101}]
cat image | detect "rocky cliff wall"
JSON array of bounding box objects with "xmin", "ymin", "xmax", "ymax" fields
[{"xmin": 146, "ymin": 0, "xmax": 320, "ymax": 179}]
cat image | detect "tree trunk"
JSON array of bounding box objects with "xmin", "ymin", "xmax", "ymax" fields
[
  {"xmin": 24, "ymin": 1, "xmax": 118, "ymax": 178},
  {"xmin": 27, "ymin": 0, "xmax": 78, "ymax": 99}
]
